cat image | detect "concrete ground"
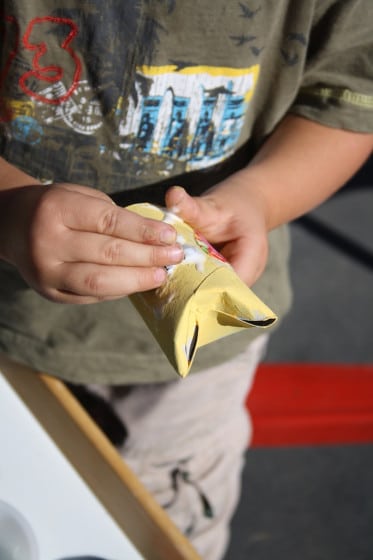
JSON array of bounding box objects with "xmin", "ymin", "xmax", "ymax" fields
[{"xmin": 224, "ymin": 157, "xmax": 373, "ymax": 560}]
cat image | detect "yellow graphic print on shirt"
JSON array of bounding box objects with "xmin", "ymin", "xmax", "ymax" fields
[{"xmin": 119, "ymin": 64, "xmax": 260, "ymax": 171}]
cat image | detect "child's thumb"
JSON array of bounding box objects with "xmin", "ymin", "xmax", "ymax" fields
[{"xmin": 165, "ymin": 186, "xmax": 204, "ymax": 227}]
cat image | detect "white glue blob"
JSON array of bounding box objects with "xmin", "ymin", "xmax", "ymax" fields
[
  {"xmin": 160, "ymin": 209, "xmax": 209, "ymax": 274},
  {"xmin": 163, "ymin": 210, "xmax": 184, "ymax": 225}
]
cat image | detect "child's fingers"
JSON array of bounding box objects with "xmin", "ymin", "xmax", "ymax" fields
[
  {"xmin": 48, "ymin": 262, "xmax": 168, "ymax": 302},
  {"xmin": 165, "ymin": 186, "xmax": 216, "ymax": 230},
  {"xmin": 60, "ymin": 182, "xmax": 111, "ymax": 202},
  {"xmin": 165, "ymin": 185, "xmax": 270, "ymax": 287},
  {"xmin": 222, "ymin": 235, "xmax": 268, "ymax": 287},
  {"xmin": 40, "ymin": 186, "xmax": 177, "ymax": 246},
  {"xmin": 61, "ymin": 231, "xmax": 184, "ymax": 267}
]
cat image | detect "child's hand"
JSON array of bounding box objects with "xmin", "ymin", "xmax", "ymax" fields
[
  {"xmin": 165, "ymin": 117, "xmax": 373, "ymax": 288},
  {"xmin": 165, "ymin": 177, "xmax": 269, "ymax": 287},
  {"xmin": 2, "ymin": 183, "xmax": 183, "ymax": 303}
]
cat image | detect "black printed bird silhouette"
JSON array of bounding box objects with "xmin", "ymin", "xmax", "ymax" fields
[
  {"xmin": 280, "ymin": 48, "xmax": 299, "ymax": 66},
  {"xmin": 238, "ymin": 3, "xmax": 262, "ymax": 19},
  {"xmin": 250, "ymin": 45, "xmax": 264, "ymax": 56},
  {"xmin": 230, "ymin": 34, "xmax": 257, "ymax": 46},
  {"xmin": 287, "ymin": 31, "xmax": 307, "ymax": 46},
  {"xmin": 169, "ymin": 59, "xmax": 196, "ymax": 70}
]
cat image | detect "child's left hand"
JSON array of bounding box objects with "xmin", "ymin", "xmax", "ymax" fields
[{"xmin": 165, "ymin": 174, "xmax": 269, "ymax": 287}]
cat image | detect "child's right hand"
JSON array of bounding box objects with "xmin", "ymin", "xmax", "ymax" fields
[{"xmin": 0, "ymin": 183, "xmax": 183, "ymax": 303}]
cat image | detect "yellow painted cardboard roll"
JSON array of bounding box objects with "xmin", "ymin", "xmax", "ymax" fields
[{"xmin": 127, "ymin": 203, "xmax": 277, "ymax": 377}]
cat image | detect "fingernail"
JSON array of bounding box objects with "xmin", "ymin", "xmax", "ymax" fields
[
  {"xmin": 169, "ymin": 245, "xmax": 184, "ymax": 262},
  {"xmin": 160, "ymin": 227, "xmax": 176, "ymax": 244},
  {"xmin": 170, "ymin": 186, "xmax": 185, "ymax": 214}
]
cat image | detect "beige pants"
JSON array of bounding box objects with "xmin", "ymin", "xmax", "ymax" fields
[{"xmin": 85, "ymin": 334, "xmax": 268, "ymax": 560}]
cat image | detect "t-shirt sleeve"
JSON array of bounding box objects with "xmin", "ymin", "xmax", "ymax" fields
[{"xmin": 290, "ymin": 0, "xmax": 373, "ymax": 133}]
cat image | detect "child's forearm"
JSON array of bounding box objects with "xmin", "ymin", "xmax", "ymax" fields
[
  {"xmin": 0, "ymin": 157, "xmax": 41, "ymax": 189},
  {"xmin": 240, "ymin": 114, "xmax": 373, "ymax": 230},
  {"xmin": 0, "ymin": 158, "xmax": 41, "ymax": 261},
  {"xmin": 0, "ymin": 157, "xmax": 40, "ymax": 228}
]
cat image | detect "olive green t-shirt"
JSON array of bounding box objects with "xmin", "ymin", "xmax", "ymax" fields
[{"xmin": 0, "ymin": 0, "xmax": 372, "ymax": 383}]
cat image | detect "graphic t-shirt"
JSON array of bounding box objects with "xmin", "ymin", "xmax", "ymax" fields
[{"xmin": 0, "ymin": 0, "xmax": 372, "ymax": 383}]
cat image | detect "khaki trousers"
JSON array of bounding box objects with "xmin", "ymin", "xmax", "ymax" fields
[{"xmin": 86, "ymin": 334, "xmax": 268, "ymax": 560}]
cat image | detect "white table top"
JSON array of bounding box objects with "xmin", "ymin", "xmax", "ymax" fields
[{"xmin": 0, "ymin": 371, "xmax": 144, "ymax": 560}]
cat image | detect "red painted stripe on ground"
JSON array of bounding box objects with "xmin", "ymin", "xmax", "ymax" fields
[{"xmin": 246, "ymin": 364, "xmax": 373, "ymax": 446}]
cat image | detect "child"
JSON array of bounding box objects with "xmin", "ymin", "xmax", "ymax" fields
[{"xmin": 0, "ymin": 1, "xmax": 372, "ymax": 558}]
